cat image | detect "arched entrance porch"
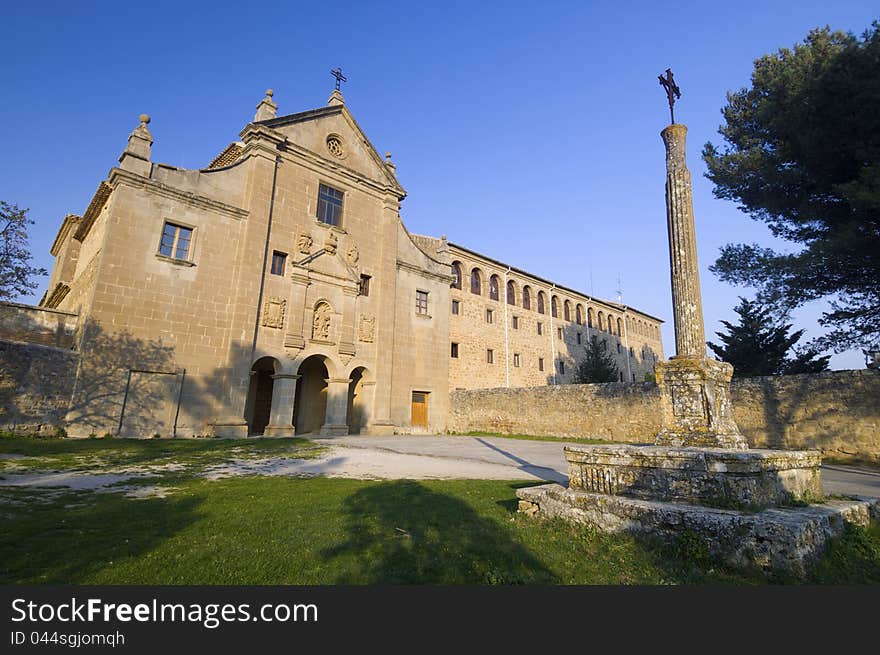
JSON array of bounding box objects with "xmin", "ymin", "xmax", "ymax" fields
[
  {"xmin": 293, "ymin": 355, "xmax": 330, "ymax": 435},
  {"xmin": 244, "ymin": 357, "xmax": 280, "ymax": 436},
  {"xmin": 346, "ymin": 366, "xmax": 374, "ymax": 434}
]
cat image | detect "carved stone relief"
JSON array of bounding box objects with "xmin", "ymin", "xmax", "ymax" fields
[
  {"xmin": 312, "ymin": 302, "xmax": 332, "ymax": 341},
  {"xmin": 358, "ymin": 315, "xmax": 375, "ymax": 343},
  {"xmin": 324, "ymin": 231, "xmax": 338, "ymax": 255},
  {"xmin": 297, "ymin": 231, "xmax": 312, "ymax": 255},
  {"xmin": 346, "ymin": 244, "xmax": 360, "ymax": 267},
  {"xmin": 262, "ymin": 297, "xmax": 286, "ymax": 329}
]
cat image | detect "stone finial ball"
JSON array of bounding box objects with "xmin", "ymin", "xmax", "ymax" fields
[
  {"xmin": 266, "ymin": 89, "xmax": 274, "ymax": 97},
  {"xmin": 139, "ymin": 114, "xmax": 151, "ymax": 124}
]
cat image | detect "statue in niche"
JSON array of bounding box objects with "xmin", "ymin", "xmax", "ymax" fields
[{"xmin": 312, "ymin": 302, "xmax": 332, "ymax": 341}]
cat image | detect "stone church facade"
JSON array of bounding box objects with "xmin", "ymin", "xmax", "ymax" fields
[{"xmin": 28, "ymin": 88, "xmax": 663, "ymax": 438}]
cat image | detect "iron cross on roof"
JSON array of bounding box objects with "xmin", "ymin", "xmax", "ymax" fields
[
  {"xmin": 331, "ymin": 67, "xmax": 347, "ymax": 90},
  {"xmin": 658, "ymin": 68, "xmax": 681, "ymax": 124}
]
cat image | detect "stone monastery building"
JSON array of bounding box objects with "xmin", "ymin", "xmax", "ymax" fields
[{"xmin": 36, "ymin": 87, "xmax": 664, "ymax": 438}]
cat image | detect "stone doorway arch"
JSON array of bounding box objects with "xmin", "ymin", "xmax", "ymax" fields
[
  {"xmin": 293, "ymin": 355, "xmax": 330, "ymax": 435},
  {"xmin": 245, "ymin": 356, "xmax": 281, "ymax": 436},
  {"xmin": 346, "ymin": 367, "xmax": 373, "ymax": 434}
]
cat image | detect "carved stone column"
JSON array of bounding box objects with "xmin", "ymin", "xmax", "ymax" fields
[
  {"xmin": 655, "ymin": 123, "xmax": 746, "ymax": 449},
  {"xmin": 263, "ymin": 374, "xmax": 299, "ymax": 437},
  {"xmin": 661, "ymin": 124, "xmax": 706, "ymax": 359},
  {"xmin": 320, "ymin": 377, "xmax": 351, "ymax": 436}
]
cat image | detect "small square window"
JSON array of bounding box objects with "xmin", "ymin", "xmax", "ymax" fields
[
  {"xmin": 270, "ymin": 251, "xmax": 287, "ymax": 276},
  {"xmin": 451, "ymin": 300, "xmax": 460, "ymax": 315},
  {"xmin": 537, "ymin": 322, "xmax": 543, "ymax": 335},
  {"xmin": 513, "ymin": 353, "xmax": 520, "ymax": 367},
  {"xmin": 359, "ymin": 274, "xmax": 371, "ymax": 297},
  {"xmin": 416, "ymin": 290, "xmax": 429, "ymax": 315},
  {"xmin": 159, "ymin": 222, "xmax": 193, "ymax": 260},
  {"xmin": 451, "ymin": 342, "xmax": 459, "ymax": 358},
  {"xmin": 487, "ymin": 349, "xmax": 494, "ymax": 364},
  {"xmin": 538, "ymin": 357, "xmax": 544, "ymax": 372},
  {"xmin": 486, "ymin": 309, "xmax": 494, "ymax": 324},
  {"xmin": 317, "ymin": 183, "xmax": 344, "ymax": 226},
  {"xmin": 512, "ymin": 316, "xmax": 519, "ymax": 329}
]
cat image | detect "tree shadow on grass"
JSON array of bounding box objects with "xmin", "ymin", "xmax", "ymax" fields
[
  {"xmin": 322, "ymin": 480, "xmax": 558, "ymax": 584},
  {"xmin": 0, "ymin": 487, "xmax": 201, "ymax": 584}
]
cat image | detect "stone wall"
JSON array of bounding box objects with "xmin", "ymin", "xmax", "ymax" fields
[
  {"xmin": 0, "ymin": 301, "xmax": 78, "ymax": 348},
  {"xmin": 0, "ymin": 341, "xmax": 79, "ymax": 434},
  {"xmin": 449, "ymin": 370, "xmax": 880, "ymax": 462}
]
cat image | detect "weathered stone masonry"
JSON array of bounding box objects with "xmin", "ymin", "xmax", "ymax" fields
[{"xmin": 449, "ymin": 369, "xmax": 880, "ymax": 462}]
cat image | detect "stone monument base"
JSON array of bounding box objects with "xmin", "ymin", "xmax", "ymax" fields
[
  {"xmin": 654, "ymin": 357, "xmax": 748, "ymax": 449},
  {"xmin": 566, "ymin": 444, "xmax": 823, "ymax": 510},
  {"xmin": 516, "ymin": 483, "xmax": 879, "ymax": 575}
]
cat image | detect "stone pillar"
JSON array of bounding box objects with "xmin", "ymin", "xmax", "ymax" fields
[
  {"xmin": 661, "ymin": 124, "xmax": 705, "ymax": 359},
  {"xmin": 338, "ymin": 285, "xmax": 357, "ymax": 357},
  {"xmin": 320, "ymin": 378, "xmax": 351, "ymax": 436},
  {"xmin": 284, "ymin": 268, "xmax": 309, "ymax": 350},
  {"xmin": 655, "ymin": 123, "xmax": 747, "ymax": 450},
  {"xmin": 263, "ymin": 374, "xmax": 299, "ymax": 437},
  {"xmin": 118, "ymin": 114, "xmax": 153, "ymax": 177}
]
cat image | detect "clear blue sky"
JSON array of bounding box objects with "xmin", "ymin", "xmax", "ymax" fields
[{"xmin": 3, "ymin": 1, "xmax": 876, "ymax": 369}]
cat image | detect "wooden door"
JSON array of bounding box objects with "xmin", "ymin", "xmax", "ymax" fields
[{"xmin": 411, "ymin": 391, "xmax": 429, "ymax": 429}]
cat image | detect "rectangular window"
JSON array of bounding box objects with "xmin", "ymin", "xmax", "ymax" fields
[
  {"xmin": 416, "ymin": 290, "xmax": 429, "ymax": 315},
  {"xmin": 617, "ymin": 343, "xmax": 621, "ymax": 353},
  {"xmin": 451, "ymin": 342, "xmax": 459, "ymax": 358},
  {"xmin": 513, "ymin": 353, "xmax": 521, "ymax": 367},
  {"xmin": 577, "ymin": 332, "xmax": 582, "ymax": 345},
  {"xmin": 270, "ymin": 251, "xmax": 287, "ymax": 276},
  {"xmin": 558, "ymin": 327, "xmax": 563, "ymax": 340},
  {"xmin": 159, "ymin": 222, "xmax": 193, "ymax": 260},
  {"xmin": 538, "ymin": 357, "xmax": 544, "ymax": 371},
  {"xmin": 559, "ymin": 361, "xmax": 565, "ymax": 375},
  {"xmin": 512, "ymin": 316, "xmax": 519, "ymax": 329},
  {"xmin": 359, "ymin": 274, "xmax": 371, "ymax": 297},
  {"xmin": 537, "ymin": 322, "xmax": 543, "ymax": 335},
  {"xmin": 487, "ymin": 349, "xmax": 494, "ymax": 364},
  {"xmin": 451, "ymin": 299, "xmax": 460, "ymax": 315},
  {"xmin": 316, "ymin": 183, "xmax": 344, "ymax": 226},
  {"xmin": 486, "ymin": 309, "xmax": 494, "ymax": 324}
]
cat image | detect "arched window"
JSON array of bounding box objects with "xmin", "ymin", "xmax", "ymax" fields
[
  {"xmin": 551, "ymin": 295, "xmax": 559, "ymax": 318},
  {"xmin": 608, "ymin": 316, "xmax": 615, "ymax": 335},
  {"xmin": 576, "ymin": 304, "xmax": 584, "ymax": 325},
  {"xmin": 489, "ymin": 275, "xmax": 500, "ymax": 301},
  {"xmin": 537, "ymin": 291, "xmax": 546, "ymax": 315},
  {"xmin": 522, "ymin": 286, "xmax": 531, "ymax": 311},
  {"xmin": 451, "ymin": 262, "xmax": 462, "ymax": 290},
  {"xmin": 470, "ymin": 268, "xmax": 482, "ymax": 295},
  {"xmin": 587, "ymin": 307, "xmax": 594, "ymax": 328},
  {"xmin": 617, "ymin": 317, "xmax": 624, "ymax": 336},
  {"xmin": 597, "ymin": 311, "xmax": 605, "ymax": 331},
  {"xmin": 563, "ymin": 300, "xmax": 571, "ymax": 322},
  {"xmin": 506, "ymin": 279, "xmax": 516, "ymax": 306}
]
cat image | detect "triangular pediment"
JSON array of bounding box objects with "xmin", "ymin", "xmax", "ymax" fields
[
  {"xmin": 258, "ymin": 105, "xmax": 404, "ymax": 195},
  {"xmin": 293, "ymin": 238, "xmax": 360, "ymax": 289}
]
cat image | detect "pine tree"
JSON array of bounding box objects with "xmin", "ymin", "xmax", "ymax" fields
[
  {"xmin": 707, "ymin": 298, "xmax": 830, "ymax": 376},
  {"xmin": 574, "ymin": 335, "xmax": 620, "ymax": 383}
]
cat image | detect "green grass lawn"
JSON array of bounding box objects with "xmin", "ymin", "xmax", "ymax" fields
[{"xmin": 1, "ymin": 435, "xmax": 878, "ymax": 585}]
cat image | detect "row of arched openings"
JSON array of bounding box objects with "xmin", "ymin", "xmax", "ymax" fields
[{"xmin": 451, "ymin": 260, "xmax": 659, "ymax": 338}]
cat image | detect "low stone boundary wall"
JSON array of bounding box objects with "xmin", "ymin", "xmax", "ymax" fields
[
  {"xmin": 0, "ymin": 341, "xmax": 79, "ymax": 434},
  {"xmin": 0, "ymin": 301, "xmax": 78, "ymax": 349},
  {"xmin": 449, "ymin": 370, "xmax": 880, "ymax": 462}
]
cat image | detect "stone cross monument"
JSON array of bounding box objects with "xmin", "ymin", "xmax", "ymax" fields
[{"xmin": 653, "ymin": 76, "xmax": 747, "ymax": 450}]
